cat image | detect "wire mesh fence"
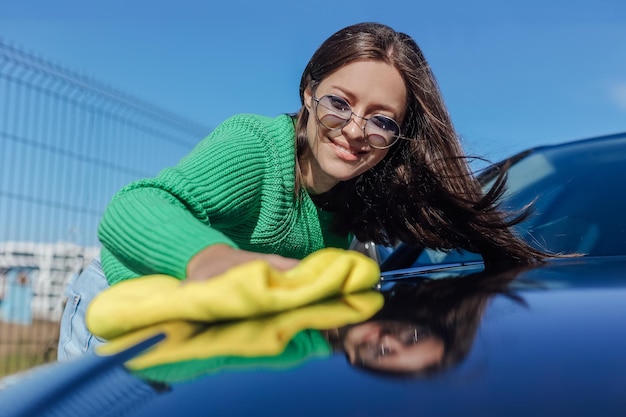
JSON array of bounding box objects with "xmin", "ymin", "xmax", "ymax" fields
[{"xmin": 0, "ymin": 39, "xmax": 208, "ymax": 375}]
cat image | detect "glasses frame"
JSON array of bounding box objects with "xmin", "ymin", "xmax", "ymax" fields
[
  {"xmin": 312, "ymin": 94, "xmax": 409, "ymax": 150},
  {"xmin": 358, "ymin": 325, "xmax": 432, "ymax": 363}
]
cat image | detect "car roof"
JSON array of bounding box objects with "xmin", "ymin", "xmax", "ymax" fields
[{"xmin": 479, "ymin": 131, "xmax": 626, "ymax": 183}]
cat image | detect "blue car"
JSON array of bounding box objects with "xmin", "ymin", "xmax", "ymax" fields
[{"xmin": 2, "ymin": 132, "xmax": 626, "ymax": 417}]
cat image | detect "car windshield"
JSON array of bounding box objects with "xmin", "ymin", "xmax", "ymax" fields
[{"xmin": 414, "ymin": 136, "xmax": 626, "ymax": 265}]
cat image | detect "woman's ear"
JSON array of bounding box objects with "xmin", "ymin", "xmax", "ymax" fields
[{"xmin": 303, "ymin": 87, "xmax": 313, "ymax": 111}]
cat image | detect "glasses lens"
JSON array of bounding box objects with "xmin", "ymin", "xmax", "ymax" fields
[
  {"xmin": 316, "ymin": 95, "xmax": 350, "ymax": 129},
  {"xmin": 365, "ymin": 116, "xmax": 401, "ymax": 149}
]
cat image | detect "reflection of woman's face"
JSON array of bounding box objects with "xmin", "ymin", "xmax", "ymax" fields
[{"xmin": 342, "ymin": 320, "xmax": 444, "ymax": 373}]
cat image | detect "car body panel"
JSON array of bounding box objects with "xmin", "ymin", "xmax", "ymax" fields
[{"xmin": 2, "ymin": 257, "xmax": 626, "ymax": 417}]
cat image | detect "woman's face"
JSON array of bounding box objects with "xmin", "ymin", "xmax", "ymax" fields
[
  {"xmin": 302, "ymin": 60, "xmax": 407, "ymax": 194},
  {"xmin": 342, "ymin": 320, "xmax": 444, "ymax": 373}
]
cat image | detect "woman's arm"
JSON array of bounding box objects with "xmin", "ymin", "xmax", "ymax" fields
[
  {"xmin": 186, "ymin": 244, "xmax": 299, "ymax": 282},
  {"xmin": 98, "ymin": 114, "xmax": 298, "ymax": 283}
]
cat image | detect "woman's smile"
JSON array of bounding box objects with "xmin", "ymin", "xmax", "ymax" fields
[{"xmin": 328, "ymin": 136, "xmax": 365, "ymax": 161}]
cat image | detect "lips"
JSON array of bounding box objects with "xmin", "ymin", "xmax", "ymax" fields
[{"xmin": 329, "ymin": 137, "xmax": 367, "ymax": 160}]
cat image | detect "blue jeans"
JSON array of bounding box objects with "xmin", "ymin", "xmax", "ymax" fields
[{"xmin": 57, "ymin": 257, "xmax": 110, "ymax": 361}]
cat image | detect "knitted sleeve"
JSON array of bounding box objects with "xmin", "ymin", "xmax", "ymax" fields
[{"xmin": 98, "ymin": 114, "xmax": 295, "ymax": 283}]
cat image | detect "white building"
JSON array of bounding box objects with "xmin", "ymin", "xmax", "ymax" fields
[{"xmin": 0, "ymin": 241, "xmax": 99, "ymax": 322}]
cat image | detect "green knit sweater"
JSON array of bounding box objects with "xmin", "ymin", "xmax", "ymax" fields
[{"xmin": 98, "ymin": 114, "xmax": 350, "ymax": 285}]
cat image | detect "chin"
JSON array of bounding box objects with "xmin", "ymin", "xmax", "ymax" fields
[{"xmin": 323, "ymin": 164, "xmax": 369, "ymax": 183}]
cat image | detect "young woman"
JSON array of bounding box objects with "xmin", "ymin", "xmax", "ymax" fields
[{"xmin": 58, "ymin": 22, "xmax": 548, "ymax": 360}]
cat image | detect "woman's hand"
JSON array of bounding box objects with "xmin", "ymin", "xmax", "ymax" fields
[{"xmin": 185, "ymin": 244, "xmax": 300, "ymax": 282}]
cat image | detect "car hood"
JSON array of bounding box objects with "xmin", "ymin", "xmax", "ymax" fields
[{"xmin": 2, "ymin": 256, "xmax": 626, "ymax": 417}]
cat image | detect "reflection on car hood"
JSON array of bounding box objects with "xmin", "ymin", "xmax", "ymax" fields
[{"xmin": 2, "ymin": 256, "xmax": 626, "ymax": 417}]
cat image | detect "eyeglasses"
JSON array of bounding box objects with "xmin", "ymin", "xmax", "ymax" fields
[
  {"xmin": 312, "ymin": 94, "xmax": 405, "ymax": 149},
  {"xmin": 358, "ymin": 325, "xmax": 431, "ymax": 363}
]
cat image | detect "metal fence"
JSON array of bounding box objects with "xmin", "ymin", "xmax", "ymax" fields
[{"xmin": 0, "ymin": 39, "xmax": 209, "ymax": 375}]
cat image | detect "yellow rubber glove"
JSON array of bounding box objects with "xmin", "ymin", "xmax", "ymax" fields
[
  {"xmin": 87, "ymin": 248, "xmax": 380, "ymax": 340},
  {"xmin": 97, "ymin": 291, "xmax": 384, "ymax": 372}
]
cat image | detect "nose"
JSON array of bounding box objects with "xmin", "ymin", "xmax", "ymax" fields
[
  {"xmin": 341, "ymin": 115, "xmax": 367, "ymax": 141},
  {"xmin": 379, "ymin": 333, "xmax": 403, "ymax": 352}
]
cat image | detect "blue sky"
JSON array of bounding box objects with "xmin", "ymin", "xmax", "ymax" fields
[{"xmin": 2, "ymin": 0, "xmax": 625, "ymax": 164}]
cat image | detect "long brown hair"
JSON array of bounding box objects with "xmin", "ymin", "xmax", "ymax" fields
[
  {"xmin": 348, "ymin": 266, "xmax": 529, "ymax": 377},
  {"xmin": 294, "ymin": 22, "xmax": 550, "ymax": 267}
]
